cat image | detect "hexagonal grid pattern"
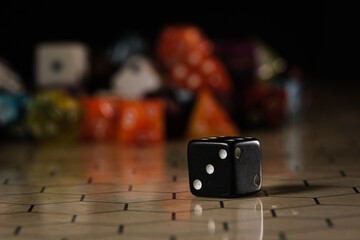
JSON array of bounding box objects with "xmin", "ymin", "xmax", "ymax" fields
[{"xmin": 1, "ymin": 84, "xmax": 360, "ymax": 239}]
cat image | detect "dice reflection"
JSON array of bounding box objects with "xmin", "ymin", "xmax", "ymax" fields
[{"xmin": 190, "ymin": 198, "xmax": 263, "ymax": 239}]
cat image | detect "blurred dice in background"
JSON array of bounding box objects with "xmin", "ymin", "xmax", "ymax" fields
[
  {"xmin": 80, "ymin": 96, "xmax": 119, "ymax": 141},
  {"xmin": 0, "ymin": 59, "xmax": 29, "ymax": 140},
  {"xmin": 80, "ymin": 96, "xmax": 165, "ymax": 145},
  {"xmin": 117, "ymin": 99, "xmax": 165, "ymax": 145},
  {"xmin": 146, "ymin": 88, "xmax": 195, "ymax": 139},
  {"xmin": 35, "ymin": 42, "xmax": 89, "ymax": 91},
  {"xmin": 0, "ymin": 24, "xmax": 306, "ymax": 144},
  {"xmin": 156, "ymin": 25, "xmax": 238, "ymax": 139},
  {"xmin": 0, "ymin": 60, "xmax": 26, "ymax": 128},
  {"xmin": 216, "ymin": 40, "xmax": 287, "ymax": 84},
  {"xmin": 187, "ymin": 90, "xmax": 240, "ymax": 139},
  {"xmin": 0, "ymin": 59, "xmax": 24, "ymax": 94},
  {"xmin": 157, "ymin": 26, "xmax": 213, "ymax": 68},
  {"xmin": 110, "ymin": 55, "xmax": 162, "ymax": 99},
  {"xmin": 0, "ymin": 92, "xmax": 29, "ymax": 140},
  {"xmin": 79, "ymin": 34, "xmax": 166, "ymax": 145},
  {"xmin": 26, "ymin": 90, "xmax": 82, "ymax": 141},
  {"xmin": 216, "ymin": 39, "xmax": 292, "ymax": 128},
  {"xmin": 237, "ymin": 83, "xmax": 286, "ymax": 128},
  {"xmin": 157, "ymin": 26, "xmax": 233, "ymax": 100}
]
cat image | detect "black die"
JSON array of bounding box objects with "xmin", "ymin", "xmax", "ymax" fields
[{"xmin": 187, "ymin": 136, "xmax": 262, "ymax": 197}]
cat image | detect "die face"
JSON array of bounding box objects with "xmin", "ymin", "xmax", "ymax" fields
[
  {"xmin": 234, "ymin": 140, "xmax": 262, "ymax": 194},
  {"xmin": 188, "ymin": 141, "xmax": 233, "ymax": 197}
]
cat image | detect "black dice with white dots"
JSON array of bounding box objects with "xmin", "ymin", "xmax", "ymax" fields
[{"xmin": 187, "ymin": 136, "xmax": 262, "ymax": 197}]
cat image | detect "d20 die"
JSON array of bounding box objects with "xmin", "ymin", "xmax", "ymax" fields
[{"xmin": 187, "ymin": 136, "xmax": 262, "ymax": 197}]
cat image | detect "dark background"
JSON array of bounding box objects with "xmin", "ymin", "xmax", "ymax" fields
[{"xmin": 0, "ymin": 1, "xmax": 358, "ymax": 88}]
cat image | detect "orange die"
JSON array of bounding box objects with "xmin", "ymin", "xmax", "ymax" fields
[
  {"xmin": 117, "ymin": 99, "xmax": 165, "ymax": 145},
  {"xmin": 187, "ymin": 90, "xmax": 240, "ymax": 139},
  {"xmin": 80, "ymin": 96, "xmax": 119, "ymax": 141},
  {"xmin": 157, "ymin": 26, "xmax": 213, "ymax": 67},
  {"xmin": 158, "ymin": 26, "xmax": 233, "ymax": 97}
]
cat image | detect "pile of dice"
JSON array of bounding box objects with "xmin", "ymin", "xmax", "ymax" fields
[
  {"xmin": 81, "ymin": 96, "xmax": 164, "ymax": 145},
  {"xmin": 79, "ymin": 27, "xmax": 241, "ymax": 144},
  {"xmin": 1, "ymin": 25, "xmax": 303, "ymax": 145}
]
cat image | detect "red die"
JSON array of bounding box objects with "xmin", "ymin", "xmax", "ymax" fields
[
  {"xmin": 81, "ymin": 96, "xmax": 119, "ymax": 141},
  {"xmin": 116, "ymin": 99, "xmax": 165, "ymax": 145},
  {"xmin": 157, "ymin": 26, "xmax": 233, "ymax": 97},
  {"xmin": 157, "ymin": 26, "xmax": 213, "ymax": 67},
  {"xmin": 170, "ymin": 57, "xmax": 232, "ymax": 94}
]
